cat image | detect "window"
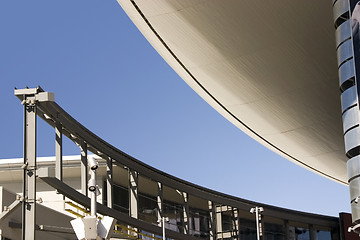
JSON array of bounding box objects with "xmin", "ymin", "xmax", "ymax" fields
[
  {"xmin": 289, "ymin": 226, "xmax": 310, "ymax": 240},
  {"xmin": 103, "ymin": 182, "xmax": 129, "ymax": 214}
]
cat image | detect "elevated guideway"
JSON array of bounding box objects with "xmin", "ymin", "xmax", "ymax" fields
[{"xmin": 12, "ymin": 87, "xmax": 341, "ymax": 239}]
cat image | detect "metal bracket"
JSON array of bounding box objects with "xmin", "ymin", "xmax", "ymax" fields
[
  {"xmin": 25, "ymin": 198, "xmax": 43, "ymax": 204},
  {"xmin": 0, "ymin": 199, "xmax": 21, "ymax": 222},
  {"xmin": 14, "ymin": 86, "xmax": 54, "ymax": 103},
  {"xmin": 348, "ymin": 223, "xmax": 360, "ymax": 235}
]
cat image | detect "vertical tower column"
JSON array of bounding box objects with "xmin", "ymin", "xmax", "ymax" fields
[
  {"xmin": 15, "ymin": 87, "xmax": 54, "ymax": 240},
  {"xmin": 333, "ymin": 0, "xmax": 360, "ymax": 232},
  {"xmin": 23, "ymin": 96, "xmax": 37, "ymax": 240}
]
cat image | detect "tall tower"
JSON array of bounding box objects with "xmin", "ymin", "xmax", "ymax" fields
[{"xmin": 335, "ymin": 0, "xmax": 360, "ymax": 232}]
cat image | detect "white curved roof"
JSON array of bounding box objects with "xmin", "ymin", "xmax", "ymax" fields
[{"xmin": 118, "ymin": 1, "xmax": 346, "ymax": 183}]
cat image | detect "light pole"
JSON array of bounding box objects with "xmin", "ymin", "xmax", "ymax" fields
[
  {"xmin": 71, "ymin": 156, "xmax": 116, "ymax": 240},
  {"xmin": 250, "ymin": 206, "xmax": 264, "ymax": 240},
  {"xmin": 158, "ymin": 216, "xmax": 169, "ymax": 239},
  {"xmin": 87, "ymin": 157, "xmax": 98, "ymax": 217}
]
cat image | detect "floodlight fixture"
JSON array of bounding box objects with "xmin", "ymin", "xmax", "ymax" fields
[
  {"xmin": 88, "ymin": 178, "xmax": 96, "ymax": 192},
  {"xmin": 71, "ymin": 216, "xmax": 116, "ymax": 240},
  {"xmin": 88, "ymin": 157, "xmax": 98, "ymax": 170}
]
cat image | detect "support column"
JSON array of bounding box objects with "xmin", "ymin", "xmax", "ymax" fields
[
  {"xmin": 80, "ymin": 143, "xmax": 88, "ymax": 196},
  {"xmin": 55, "ymin": 122, "xmax": 62, "ymax": 181},
  {"xmin": 284, "ymin": 220, "xmax": 290, "ymax": 240},
  {"xmin": 106, "ymin": 158, "xmax": 113, "ymax": 208},
  {"xmin": 237, "ymin": 213, "xmax": 241, "ymax": 240},
  {"xmin": 129, "ymin": 170, "xmax": 138, "ymax": 237},
  {"xmin": 232, "ymin": 208, "xmax": 239, "ymax": 239},
  {"xmin": 157, "ymin": 182, "xmax": 163, "ymax": 227},
  {"xmin": 129, "ymin": 170, "xmax": 138, "ymax": 219},
  {"xmin": 15, "ymin": 87, "xmax": 54, "ymax": 240},
  {"xmin": 215, "ymin": 206, "xmax": 223, "ymax": 239},
  {"xmin": 208, "ymin": 201, "xmax": 216, "ymax": 240},
  {"xmin": 309, "ymin": 224, "xmax": 316, "ymax": 240},
  {"xmin": 331, "ymin": 226, "xmax": 340, "ymax": 240},
  {"xmin": 182, "ymin": 192, "xmax": 189, "ymax": 235},
  {"xmin": 23, "ymin": 96, "xmax": 37, "ymax": 240}
]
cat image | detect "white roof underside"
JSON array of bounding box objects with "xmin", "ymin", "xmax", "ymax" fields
[{"xmin": 118, "ymin": 0, "xmax": 346, "ymax": 183}]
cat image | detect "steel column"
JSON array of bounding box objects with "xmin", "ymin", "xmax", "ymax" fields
[
  {"xmin": 106, "ymin": 158, "xmax": 113, "ymax": 208},
  {"xmin": 23, "ymin": 97, "xmax": 37, "ymax": 240},
  {"xmin": 309, "ymin": 224, "xmax": 316, "ymax": 240},
  {"xmin": 232, "ymin": 208, "xmax": 239, "ymax": 239},
  {"xmin": 284, "ymin": 220, "xmax": 290, "ymax": 240},
  {"xmin": 129, "ymin": 169, "xmax": 138, "ymax": 237},
  {"xmin": 182, "ymin": 192, "xmax": 189, "ymax": 235},
  {"xmin": 22, "ymin": 99, "xmax": 26, "ymax": 240},
  {"xmin": 215, "ymin": 206, "xmax": 223, "ymax": 239},
  {"xmin": 129, "ymin": 170, "xmax": 138, "ymax": 219},
  {"xmin": 80, "ymin": 142, "xmax": 88, "ymax": 196},
  {"xmin": 55, "ymin": 122, "xmax": 62, "ymax": 181}
]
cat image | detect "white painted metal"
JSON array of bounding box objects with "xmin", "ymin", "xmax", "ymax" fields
[
  {"xmin": 55, "ymin": 122, "xmax": 62, "ymax": 181},
  {"xmin": 90, "ymin": 170, "xmax": 97, "ymax": 217}
]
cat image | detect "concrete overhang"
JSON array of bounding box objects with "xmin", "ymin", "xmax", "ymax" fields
[{"xmin": 117, "ymin": 1, "xmax": 346, "ymax": 183}]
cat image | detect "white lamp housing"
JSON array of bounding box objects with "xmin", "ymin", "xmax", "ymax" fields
[
  {"xmin": 88, "ymin": 157, "xmax": 98, "ymax": 170},
  {"xmin": 98, "ymin": 216, "xmax": 116, "ymax": 239},
  {"xmin": 70, "ymin": 218, "xmax": 85, "ymax": 240}
]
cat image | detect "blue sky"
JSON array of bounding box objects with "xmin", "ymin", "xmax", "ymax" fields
[{"xmin": 0, "ymin": 1, "xmax": 349, "ymax": 216}]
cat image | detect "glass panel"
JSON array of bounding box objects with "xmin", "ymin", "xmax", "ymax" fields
[
  {"xmin": 163, "ymin": 199, "xmax": 182, "ymax": 233},
  {"xmin": 138, "ymin": 193, "xmax": 157, "ymax": 223},
  {"xmin": 188, "ymin": 207, "xmax": 210, "ymax": 238},
  {"xmin": 138, "ymin": 230, "xmax": 162, "ymax": 240},
  {"xmin": 103, "ymin": 181, "xmax": 129, "ymax": 214},
  {"xmin": 239, "ymin": 218, "xmax": 257, "ymax": 240},
  {"xmin": 315, "ymin": 230, "xmax": 331, "ymax": 240},
  {"xmin": 264, "ymin": 222, "xmax": 285, "ymax": 240},
  {"xmin": 222, "ymin": 213, "xmax": 233, "ymax": 232},
  {"xmin": 113, "ymin": 184, "xmax": 129, "ymax": 214}
]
